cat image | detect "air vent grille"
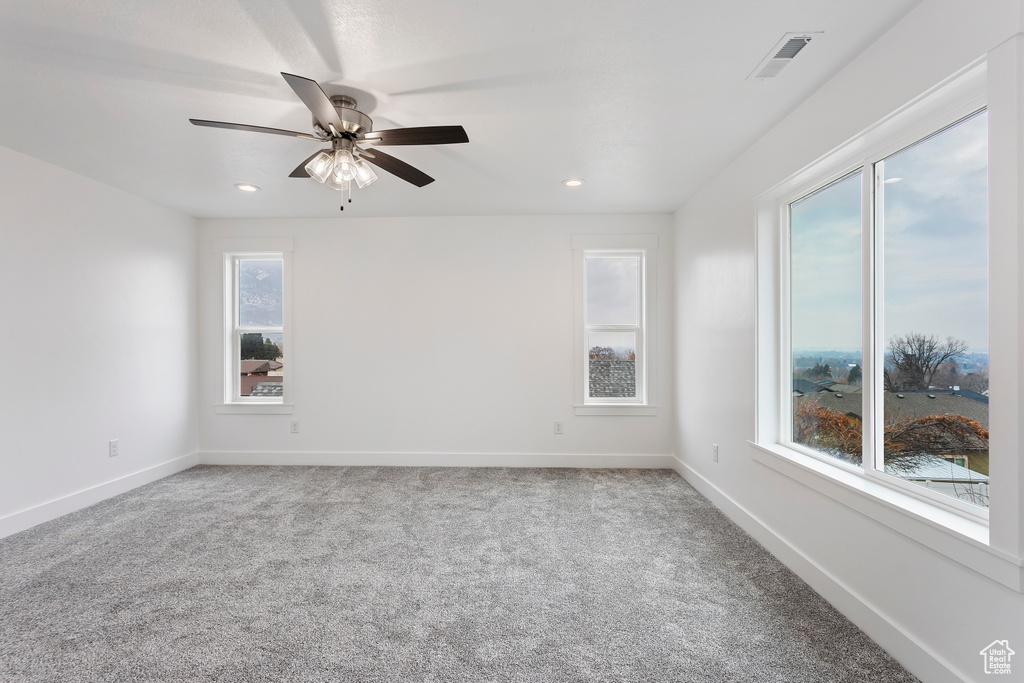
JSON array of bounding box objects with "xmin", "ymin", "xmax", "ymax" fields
[
  {"xmin": 774, "ymin": 37, "xmax": 811, "ymax": 60},
  {"xmin": 748, "ymin": 32, "xmax": 819, "ymax": 80},
  {"xmin": 755, "ymin": 61, "xmax": 789, "ymax": 79}
]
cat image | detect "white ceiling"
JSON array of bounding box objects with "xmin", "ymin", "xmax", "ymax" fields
[{"xmin": 0, "ymin": 0, "xmax": 920, "ymax": 219}]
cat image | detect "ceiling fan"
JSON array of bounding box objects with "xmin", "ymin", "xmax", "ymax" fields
[{"xmin": 190, "ymin": 72, "xmax": 469, "ymax": 209}]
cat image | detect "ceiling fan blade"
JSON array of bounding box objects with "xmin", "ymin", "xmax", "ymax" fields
[
  {"xmin": 361, "ymin": 148, "xmax": 435, "ymax": 187},
  {"xmin": 189, "ymin": 119, "xmax": 321, "ymax": 140},
  {"xmin": 362, "ymin": 126, "xmax": 469, "ymax": 146},
  {"xmin": 281, "ymin": 72, "xmax": 346, "ymax": 133},
  {"xmin": 289, "ymin": 150, "xmax": 329, "ymax": 178}
]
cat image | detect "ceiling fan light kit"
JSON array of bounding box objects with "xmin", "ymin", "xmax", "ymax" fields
[{"xmin": 190, "ymin": 72, "xmax": 469, "ymax": 211}]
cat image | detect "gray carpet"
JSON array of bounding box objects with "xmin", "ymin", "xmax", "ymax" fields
[{"xmin": 0, "ymin": 466, "xmax": 918, "ymax": 682}]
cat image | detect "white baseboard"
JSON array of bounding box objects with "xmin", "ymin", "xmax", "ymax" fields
[
  {"xmin": 0, "ymin": 452, "xmax": 200, "ymax": 540},
  {"xmin": 670, "ymin": 456, "xmax": 967, "ymax": 683},
  {"xmin": 198, "ymin": 450, "xmax": 676, "ymax": 469}
]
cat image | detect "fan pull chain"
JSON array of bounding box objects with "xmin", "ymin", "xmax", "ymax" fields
[{"xmin": 339, "ymin": 180, "xmax": 351, "ymax": 211}]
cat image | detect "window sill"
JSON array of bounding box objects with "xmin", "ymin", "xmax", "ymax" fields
[
  {"xmin": 215, "ymin": 403, "xmax": 294, "ymax": 415},
  {"xmin": 749, "ymin": 441, "xmax": 1023, "ymax": 592},
  {"xmin": 574, "ymin": 405, "xmax": 658, "ymax": 416}
]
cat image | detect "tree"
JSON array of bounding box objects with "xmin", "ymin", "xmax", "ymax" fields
[
  {"xmin": 792, "ymin": 400, "xmax": 988, "ymax": 473},
  {"xmin": 241, "ymin": 333, "xmax": 281, "ymax": 361},
  {"xmin": 960, "ymin": 370, "xmax": 989, "ymax": 393},
  {"xmin": 589, "ymin": 346, "xmax": 635, "ymax": 361},
  {"xmin": 802, "ymin": 361, "xmax": 832, "ymax": 380},
  {"xmin": 793, "ymin": 402, "xmax": 861, "ymax": 460},
  {"xmin": 884, "ymin": 333, "xmax": 968, "ymax": 391},
  {"xmin": 847, "ymin": 365, "xmax": 862, "ymax": 385},
  {"xmin": 885, "ymin": 413, "xmax": 988, "ymax": 468}
]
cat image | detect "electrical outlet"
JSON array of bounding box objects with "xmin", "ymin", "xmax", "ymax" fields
[
  {"xmin": 712, "ymin": 443, "xmax": 719, "ymax": 462},
  {"xmin": 109, "ymin": 439, "xmax": 119, "ymax": 458},
  {"xmin": 554, "ymin": 421, "xmax": 564, "ymax": 435},
  {"xmin": 290, "ymin": 421, "xmax": 300, "ymax": 434}
]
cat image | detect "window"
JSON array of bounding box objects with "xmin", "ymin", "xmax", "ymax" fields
[
  {"xmin": 586, "ymin": 253, "xmax": 643, "ymax": 403},
  {"xmin": 876, "ymin": 110, "xmax": 989, "ymax": 507},
  {"xmin": 789, "ymin": 170, "xmax": 863, "ymax": 467},
  {"xmin": 573, "ymin": 235, "xmax": 658, "ymax": 415},
  {"xmin": 232, "ymin": 256, "xmax": 284, "ymax": 402},
  {"xmin": 215, "ymin": 238, "xmax": 293, "ymax": 412},
  {"xmin": 780, "ymin": 106, "xmax": 989, "ymax": 514}
]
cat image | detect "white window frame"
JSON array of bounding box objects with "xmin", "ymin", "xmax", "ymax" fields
[
  {"xmin": 777, "ymin": 104, "xmax": 988, "ymax": 521},
  {"xmin": 573, "ymin": 234, "xmax": 658, "ymax": 416},
  {"xmin": 754, "ymin": 60, "xmax": 1024, "ymax": 592},
  {"xmin": 214, "ymin": 238, "xmax": 293, "ymax": 414}
]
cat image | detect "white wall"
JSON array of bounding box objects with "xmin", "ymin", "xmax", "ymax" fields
[
  {"xmin": 0, "ymin": 145, "xmax": 199, "ymax": 536},
  {"xmin": 198, "ymin": 214, "xmax": 674, "ymax": 466},
  {"xmin": 674, "ymin": 1, "xmax": 1024, "ymax": 682}
]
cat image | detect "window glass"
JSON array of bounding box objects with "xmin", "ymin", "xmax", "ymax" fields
[
  {"xmin": 588, "ymin": 331, "xmax": 636, "ymax": 399},
  {"xmin": 581, "ymin": 250, "xmax": 646, "ymax": 405},
  {"xmin": 238, "ymin": 259, "xmax": 283, "ymax": 327},
  {"xmin": 586, "ymin": 256, "xmax": 639, "ymax": 326},
  {"xmin": 878, "ymin": 110, "xmax": 989, "ymax": 507},
  {"xmin": 234, "ymin": 257, "xmax": 284, "ymax": 402},
  {"xmin": 790, "ymin": 171, "xmax": 863, "ymax": 464}
]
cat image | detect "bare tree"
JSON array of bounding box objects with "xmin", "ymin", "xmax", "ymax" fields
[
  {"xmin": 793, "ymin": 400, "xmax": 987, "ymax": 471},
  {"xmin": 884, "ymin": 333, "xmax": 969, "ymax": 391},
  {"xmin": 884, "ymin": 413, "xmax": 988, "ymax": 473}
]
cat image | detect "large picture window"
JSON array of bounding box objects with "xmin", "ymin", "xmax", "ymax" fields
[{"xmin": 784, "ymin": 109, "xmax": 989, "ymax": 511}]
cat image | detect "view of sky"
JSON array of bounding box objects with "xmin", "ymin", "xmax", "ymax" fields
[
  {"xmin": 238, "ymin": 259, "xmax": 283, "ymax": 328},
  {"xmin": 882, "ymin": 111, "xmax": 988, "ymax": 351},
  {"xmin": 791, "ymin": 170, "xmax": 862, "ymax": 353},
  {"xmin": 586, "ymin": 256, "xmax": 639, "ymax": 326},
  {"xmin": 790, "ymin": 110, "xmax": 988, "ymax": 353}
]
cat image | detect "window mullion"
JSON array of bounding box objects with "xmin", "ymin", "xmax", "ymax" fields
[{"xmin": 862, "ymin": 162, "xmax": 879, "ymax": 476}]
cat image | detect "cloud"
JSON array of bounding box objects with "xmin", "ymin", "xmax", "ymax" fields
[
  {"xmin": 881, "ymin": 111, "xmax": 988, "ymax": 348},
  {"xmin": 791, "ymin": 171, "xmax": 862, "ymax": 350},
  {"xmin": 586, "ymin": 256, "xmax": 639, "ymax": 325},
  {"xmin": 789, "ymin": 111, "xmax": 989, "ymax": 351}
]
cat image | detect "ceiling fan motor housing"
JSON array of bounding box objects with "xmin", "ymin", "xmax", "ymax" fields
[{"xmin": 313, "ymin": 96, "xmax": 372, "ymax": 139}]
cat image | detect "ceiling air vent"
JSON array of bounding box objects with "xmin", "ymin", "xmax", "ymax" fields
[{"xmin": 748, "ymin": 33, "xmax": 818, "ymax": 80}]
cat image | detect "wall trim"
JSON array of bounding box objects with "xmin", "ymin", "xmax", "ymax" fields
[
  {"xmin": 0, "ymin": 452, "xmax": 200, "ymax": 540},
  {"xmin": 670, "ymin": 455, "xmax": 967, "ymax": 683},
  {"xmin": 199, "ymin": 451, "xmax": 675, "ymax": 469}
]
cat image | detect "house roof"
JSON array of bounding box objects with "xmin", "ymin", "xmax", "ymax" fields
[
  {"xmin": 240, "ymin": 359, "xmax": 283, "ymax": 375},
  {"xmin": 798, "ymin": 391, "xmax": 989, "ymax": 428},
  {"xmin": 0, "ymin": 0, "xmax": 919, "ymax": 219},
  {"xmin": 250, "ymin": 382, "xmax": 284, "ymax": 397},
  {"xmin": 886, "ymin": 453, "xmax": 988, "ymax": 483},
  {"xmin": 909, "ymin": 388, "xmax": 988, "ymax": 405},
  {"xmin": 793, "ymin": 378, "xmax": 834, "ymax": 394},
  {"xmin": 240, "ymin": 360, "xmax": 270, "ymax": 374},
  {"xmin": 241, "ymin": 375, "xmax": 283, "ymax": 396}
]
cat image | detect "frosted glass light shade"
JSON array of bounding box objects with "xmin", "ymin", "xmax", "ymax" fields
[
  {"xmin": 305, "ymin": 151, "xmax": 333, "ymax": 183},
  {"xmin": 354, "ymin": 159, "xmax": 377, "ymax": 188}
]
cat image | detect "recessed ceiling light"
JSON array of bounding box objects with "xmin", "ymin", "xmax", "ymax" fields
[
  {"xmin": 235, "ymin": 183, "xmax": 260, "ymax": 192},
  {"xmin": 884, "ymin": 177, "xmax": 902, "ymax": 184},
  {"xmin": 562, "ymin": 178, "xmax": 584, "ymax": 187}
]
